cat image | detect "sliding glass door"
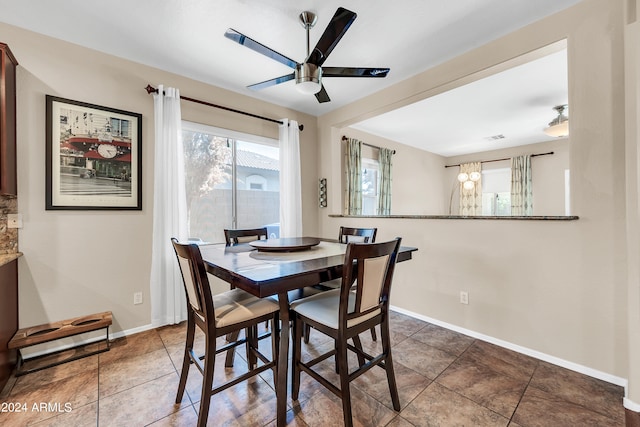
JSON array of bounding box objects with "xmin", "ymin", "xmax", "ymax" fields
[{"xmin": 182, "ymin": 122, "xmax": 280, "ymax": 243}]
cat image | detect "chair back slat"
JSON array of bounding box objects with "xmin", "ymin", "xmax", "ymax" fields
[
  {"xmin": 360, "ymin": 255, "xmax": 390, "ymax": 311},
  {"xmin": 340, "ymin": 238, "xmax": 401, "ymax": 325},
  {"xmin": 176, "ymin": 255, "xmax": 202, "ymax": 311},
  {"xmin": 171, "ymin": 238, "xmax": 214, "ymax": 325},
  {"xmin": 338, "ymin": 226, "xmax": 377, "ymax": 244},
  {"xmin": 224, "ymin": 228, "xmax": 268, "ymax": 245}
]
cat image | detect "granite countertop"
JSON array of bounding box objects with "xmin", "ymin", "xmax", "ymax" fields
[
  {"xmin": 0, "ymin": 252, "xmax": 23, "ymax": 267},
  {"xmin": 329, "ymin": 214, "xmax": 579, "ymax": 220}
]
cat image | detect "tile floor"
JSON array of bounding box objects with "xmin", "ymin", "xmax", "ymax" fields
[{"xmin": 0, "ymin": 311, "xmax": 625, "ymax": 426}]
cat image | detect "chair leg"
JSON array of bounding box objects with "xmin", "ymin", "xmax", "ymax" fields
[
  {"xmin": 370, "ymin": 326, "xmax": 377, "ymax": 341},
  {"xmin": 336, "ymin": 338, "xmax": 354, "ymax": 427},
  {"xmin": 271, "ymin": 315, "xmax": 280, "ymax": 378},
  {"xmin": 246, "ymin": 326, "xmax": 258, "ymax": 369},
  {"xmin": 381, "ymin": 318, "xmax": 401, "ymax": 411},
  {"xmin": 303, "ymin": 322, "xmax": 311, "ymax": 344},
  {"xmin": 196, "ymin": 335, "xmax": 216, "ymax": 427},
  {"xmin": 352, "ymin": 335, "xmax": 366, "ymax": 368},
  {"xmin": 225, "ymin": 329, "xmax": 240, "ymax": 367},
  {"xmin": 292, "ymin": 314, "xmax": 303, "ymax": 401},
  {"xmin": 175, "ymin": 316, "xmax": 195, "ymax": 403}
]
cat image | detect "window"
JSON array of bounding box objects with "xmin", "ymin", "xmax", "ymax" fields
[
  {"xmin": 246, "ymin": 174, "xmax": 267, "ymax": 191},
  {"xmin": 182, "ymin": 122, "xmax": 280, "ymax": 243},
  {"xmin": 481, "ymin": 168, "xmax": 511, "ymax": 216},
  {"xmin": 362, "ymin": 158, "xmax": 379, "ymax": 215}
]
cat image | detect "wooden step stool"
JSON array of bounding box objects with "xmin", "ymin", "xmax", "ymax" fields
[{"xmin": 8, "ymin": 311, "xmax": 112, "ymax": 376}]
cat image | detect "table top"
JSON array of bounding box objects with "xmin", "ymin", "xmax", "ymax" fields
[{"xmin": 199, "ymin": 239, "xmax": 417, "ymax": 298}]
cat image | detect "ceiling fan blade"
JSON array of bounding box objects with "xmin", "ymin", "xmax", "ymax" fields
[
  {"xmin": 322, "ymin": 67, "xmax": 390, "ymax": 78},
  {"xmin": 247, "ymin": 73, "xmax": 295, "ymax": 91},
  {"xmin": 315, "ymin": 85, "xmax": 331, "ymax": 103},
  {"xmin": 225, "ymin": 28, "xmax": 298, "ymax": 69},
  {"xmin": 306, "ymin": 7, "xmax": 357, "ymax": 66}
]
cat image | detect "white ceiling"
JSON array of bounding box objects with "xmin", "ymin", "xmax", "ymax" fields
[
  {"xmin": 0, "ymin": 0, "xmax": 578, "ymax": 155},
  {"xmin": 352, "ymin": 48, "xmax": 568, "ymax": 157}
]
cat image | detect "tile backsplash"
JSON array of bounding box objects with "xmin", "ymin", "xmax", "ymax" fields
[{"xmin": 0, "ymin": 195, "xmax": 18, "ymax": 254}]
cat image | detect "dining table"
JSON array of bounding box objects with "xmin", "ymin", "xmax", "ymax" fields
[{"xmin": 199, "ymin": 237, "xmax": 417, "ymax": 427}]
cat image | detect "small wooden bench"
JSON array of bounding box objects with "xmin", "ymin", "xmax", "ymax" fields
[{"xmin": 8, "ymin": 311, "xmax": 112, "ymax": 376}]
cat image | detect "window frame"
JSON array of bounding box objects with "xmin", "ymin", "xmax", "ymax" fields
[{"xmin": 181, "ymin": 121, "xmax": 278, "ymax": 230}]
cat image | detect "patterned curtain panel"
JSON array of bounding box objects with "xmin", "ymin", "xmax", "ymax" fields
[
  {"xmin": 459, "ymin": 162, "xmax": 482, "ymax": 215},
  {"xmin": 378, "ymin": 147, "xmax": 393, "ymax": 215},
  {"xmin": 511, "ymin": 155, "xmax": 533, "ymax": 215},
  {"xmin": 346, "ymin": 138, "xmax": 362, "ymax": 215}
]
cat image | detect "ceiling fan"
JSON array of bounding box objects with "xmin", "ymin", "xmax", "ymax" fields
[{"xmin": 224, "ymin": 7, "xmax": 390, "ymax": 103}]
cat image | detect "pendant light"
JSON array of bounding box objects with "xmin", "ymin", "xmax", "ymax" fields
[{"xmin": 544, "ymin": 105, "xmax": 569, "ymax": 137}]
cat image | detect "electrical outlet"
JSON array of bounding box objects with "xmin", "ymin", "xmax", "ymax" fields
[
  {"xmin": 7, "ymin": 214, "xmax": 22, "ymax": 229},
  {"xmin": 134, "ymin": 292, "xmax": 143, "ymax": 305},
  {"xmin": 459, "ymin": 291, "xmax": 469, "ymax": 305}
]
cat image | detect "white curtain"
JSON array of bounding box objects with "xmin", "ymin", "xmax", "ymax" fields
[
  {"xmin": 150, "ymin": 85, "xmax": 188, "ymax": 327},
  {"xmin": 459, "ymin": 162, "xmax": 482, "ymax": 215},
  {"xmin": 279, "ymin": 119, "xmax": 302, "ymax": 237},
  {"xmin": 511, "ymin": 155, "xmax": 533, "ymax": 215}
]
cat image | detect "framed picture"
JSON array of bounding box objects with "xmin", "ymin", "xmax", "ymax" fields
[{"xmin": 46, "ymin": 95, "xmax": 142, "ymax": 210}]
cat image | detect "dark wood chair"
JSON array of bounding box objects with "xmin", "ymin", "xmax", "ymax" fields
[
  {"xmin": 338, "ymin": 226, "xmax": 377, "ymax": 244},
  {"xmin": 291, "ymin": 238, "xmax": 403, "ymax": 427},
  {"xmin": 224, "ymin": 227, "xmax": 320, "ymax": 347},
  {"xmin": 223, "ymin": 227, "xmax": 270, "ymax": 364},
  {"xmin": 224, "ymin": 227, "xmax": 268, "ymax": 245},
  {"xmin": 308, "ymin": 226, "xmax": 379, "ymax": 341},
  {"xmin": 171, "ymin": 238, "xmax": 279, "ymax": 427}
]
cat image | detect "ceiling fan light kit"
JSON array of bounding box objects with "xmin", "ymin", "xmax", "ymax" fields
[
  {"xmin": 295, "ymin": 63, "xmax": 322, "ymax": 94},
  {"xmin": 224, "ymin": 7, "xmax": 390, "ymax": 103},
  {"xmin": 544, "ymin": 104, "xmax": 569, "ymax": 137}
]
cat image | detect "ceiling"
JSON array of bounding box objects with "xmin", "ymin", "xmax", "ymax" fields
[
  {"xmin": 352, "ymin": 48, "xmax": 568, "ymax": 157},
  {"xmin": 0, "ymin": 0, "xmax": 578, "ymax": 155}
]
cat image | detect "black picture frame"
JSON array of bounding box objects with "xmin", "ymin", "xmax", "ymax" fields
[{"xmin": 45, "ymin": 95, "xmax": 142, "ymax": 210}]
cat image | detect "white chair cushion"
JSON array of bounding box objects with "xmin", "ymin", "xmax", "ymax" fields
[
  {"xmin": 344, "ymin": 235, "xmax": 368, "ymax": 243},
  {"xmin": 213, "ymin": 288, "xmax": 279, "ymax": 328},
  {"xmin": 290, "ymin": 289, "xmax": 380, "ymax": 330},
  {"xmin": 318, "ymin": 278, "xmax": 341, "ymax": 289}
]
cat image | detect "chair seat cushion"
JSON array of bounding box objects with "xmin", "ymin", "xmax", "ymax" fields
[
  {"xmin": 214, "ymin": 288, "xmax": 279, "ymax": 328},
  {"xmin": 290, "ymin": 289, "xmax": 380, "ymax": 330},
  {"xmin": 316, "ymin": 278, "xmax": 341, "ymax": 290}
]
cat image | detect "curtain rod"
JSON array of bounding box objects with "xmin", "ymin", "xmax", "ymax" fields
[
  {"xmin": 341, "ymin": 136, "xmax": 396, "ymax": 154},
  {"xmin": 444, "ymin": 151, "xmax": 554, "ymax": 168},
  {"xmin": 145, "ymin": 85, "xmax": 303, "ymax": 131}
]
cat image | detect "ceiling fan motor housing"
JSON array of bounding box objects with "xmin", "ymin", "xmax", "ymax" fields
[{"xmin": 295, "ymin": 63, "xmax": 322, "ymax": 94}]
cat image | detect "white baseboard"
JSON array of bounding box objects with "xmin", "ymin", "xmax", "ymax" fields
[
  {"xmin": 389, "ymin": 305, "xmax": 629, "ymax": 393},
  {"xmin": 625, "ymin": 397, "xmax": 640, "ymax": 412}
]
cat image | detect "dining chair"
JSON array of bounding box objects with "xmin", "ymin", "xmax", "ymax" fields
[
  {"xmin": 224, "ymin": 227, "xmax": 319, "ymax": 351},
  {"xmin": 223, "ymin": 227, "xmax": 269, "ymax": 364},
  {"xmin": 338, "ymin": 226, "xmax": 377, "ymax": 244},
  {"xmin": 224, "ymin": 227, "xmax": 268, "ymax": 245},
  {"xmin": 307, "ymin": 226, "xmax": 379, "ymax": 342},
  {"xmin": 171, "ymin": 238, "xmax": 279, "ymax": 427},
  {"xmin": 290, "ymin": 238, "xmax": 403, "ymax": 427}
]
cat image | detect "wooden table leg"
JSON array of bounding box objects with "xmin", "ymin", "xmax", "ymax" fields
[{"xmin": 276, "ymin": 292, "xmax": 290, "ymax": 427}]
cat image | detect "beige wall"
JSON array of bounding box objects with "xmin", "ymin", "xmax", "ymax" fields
[
  {"xmin": 318, "ymin": 0, "xmax": 628, "ymax": 390},
  {"xmin": 1, "ymin": 22, "xmax": 317, "ymax": 334},
  {"xmin": 341, "ymin": 128, "xmax": 447, "ymax": 215},
  {"xmin": 446, "ymin": 139, "xmax": 570, "ymax": 216},
  {"xmin": 625, "ymin": 0, "xmax": 640, "ymax": 407},
  {"xmin": 4, "ymin": 0, "xmax": 640, "ymax": 407}
]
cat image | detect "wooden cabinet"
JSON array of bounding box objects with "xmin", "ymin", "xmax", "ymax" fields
[
  {"xmin": 0, "ymin": 43, "xmax": 18, "ymax": 195},
  {"xmin": 0, "ymin": 259, "xmax": 18, "ymax": 391}
]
